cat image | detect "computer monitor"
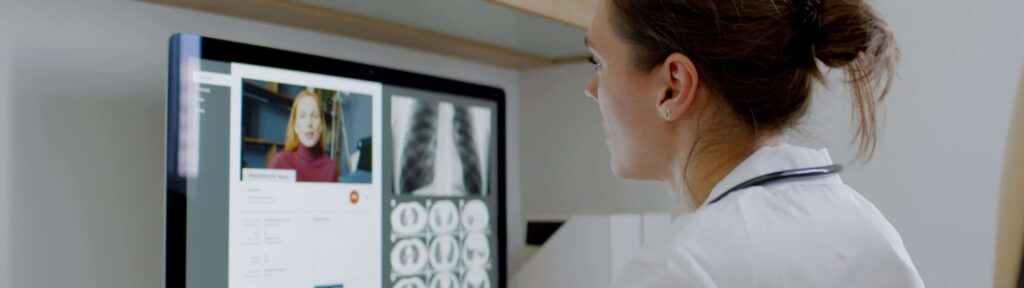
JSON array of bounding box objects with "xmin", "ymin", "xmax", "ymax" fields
[{"xmin": 166, "ymin": 33, "xmax": 506, "ymax": 288}]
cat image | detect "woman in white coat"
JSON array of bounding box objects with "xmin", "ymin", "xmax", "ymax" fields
[{"xmin": 582, "ymin": 0, "xmax": 924, "ymax": 286}]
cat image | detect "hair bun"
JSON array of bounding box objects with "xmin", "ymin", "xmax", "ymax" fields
[{"xmin": 813, "ymin": 0, "xmax": 894, "ymax": 68}]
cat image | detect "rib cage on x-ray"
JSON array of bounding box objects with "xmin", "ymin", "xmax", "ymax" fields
[
  {"xmin": 398, "ymin": 102, "xmax": 438, "ymax": 194},
  {"xmin": 452, "ymin": 106, "xmax": 482, "ymax": 195},
  {"xmin": 395, "ymin": 98, "xmax": 489, "ymax": 196}
]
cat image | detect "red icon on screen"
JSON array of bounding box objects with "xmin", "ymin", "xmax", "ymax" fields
[{"xmin": 350, "ymin": 190, "xmax": 360, "ymax": 205}]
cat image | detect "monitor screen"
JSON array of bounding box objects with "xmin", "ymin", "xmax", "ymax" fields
[{"xmin": 166, "ymin": 34, "xmax": 506, "ymax": 288}]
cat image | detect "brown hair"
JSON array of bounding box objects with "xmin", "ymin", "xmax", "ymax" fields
[
  {"xmin": 610, "ymin": 0, "xmax": 898, "ymax": 160},
  {"xmin": 284, "ymin": 89, "xmax": 327, "ymax": 152}
]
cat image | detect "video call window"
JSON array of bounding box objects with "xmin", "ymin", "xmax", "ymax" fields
[{"xmin": 240, "ymin": 79, "xmax": 374, "ymax": 184}]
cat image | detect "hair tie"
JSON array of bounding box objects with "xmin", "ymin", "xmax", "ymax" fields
[{"xmin": 798, "ymin": 0, "xmax": 823, "ymax": 30}]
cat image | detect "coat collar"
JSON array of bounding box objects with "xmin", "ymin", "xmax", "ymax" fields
[{"xmin": 700, "ymin": 144, "xmax": 837, "ymax": 207}]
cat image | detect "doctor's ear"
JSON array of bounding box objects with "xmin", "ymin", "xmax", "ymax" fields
[{"xmin": 657, "ymin": 53, "xmax": 700, "ymax": 121}]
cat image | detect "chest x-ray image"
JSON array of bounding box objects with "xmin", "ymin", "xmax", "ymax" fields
[{"xmin": 391, "ymin": 96, "xmax": 493, "ymax": 196}]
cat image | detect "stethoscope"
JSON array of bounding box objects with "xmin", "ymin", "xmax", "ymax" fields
[{"xmin": 708, "ymin": 164, "xmax": 844, "ymax": 205}]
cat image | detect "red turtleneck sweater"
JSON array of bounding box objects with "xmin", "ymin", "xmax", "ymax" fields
[{"xmin": 269, "ymin": 145, "xmax": 339, "ymax": 183}]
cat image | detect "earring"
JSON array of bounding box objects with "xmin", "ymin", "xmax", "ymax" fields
[{"xmin": 664, "ymin": 109, "xmax": 671, "ymax": 119}]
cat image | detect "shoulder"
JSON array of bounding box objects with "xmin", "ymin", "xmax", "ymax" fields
[
  {"xmin": 322, "ymin": 156, "xmax": 338, "ymax": 168},
  {"xmin": 685, "ymin": 181, "xmax": 900, "ymax": 250},
  {"xmin": 269, "ymin": 151, "xmax": 293, "ymax": 168},
  {"xmin": 611, "ymin": 216, "xmax": 721, "ymax": 287},
  {"xmin": 315, "ymin": 154, "xmax": 338, "ymax": 170},
  {"xmin": 663, "ymin": 183, "xmax": 923, "ymax": 286}
]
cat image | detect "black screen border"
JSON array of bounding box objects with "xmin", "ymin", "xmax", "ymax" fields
[{"xmin": 165, "ymin": 33, "xmax": 508, "ymax": 288}]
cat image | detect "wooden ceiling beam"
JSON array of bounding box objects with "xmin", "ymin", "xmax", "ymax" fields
[
  {"xmin": 487, "ymin": 0, "xmax": 599, "ymax": 29},
  {"xmin": 143, "ymin": 0, "xmax": 558, "ymax": 68}
]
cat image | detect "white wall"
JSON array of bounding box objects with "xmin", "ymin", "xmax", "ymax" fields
[
  {"xmin": 517, "ymin": 0, "xmax": 1024, "ymax": 287},
  {"xmin": 802, "ymin": 0, "xmax": 1024, "ymax": 286},
  {"xmin": 0, "ymin": 0, "xmax": 522, "ymax": 287},
  {"xmin": 994, "ymin": 67, "xmax": 1024, "ymax": 288},
  {"xmin": 0, "ymin": 2, "xmax": 12, "ymax": 286}
]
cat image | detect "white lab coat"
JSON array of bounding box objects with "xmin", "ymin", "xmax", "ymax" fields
[{"xmin": 611, "ymin": 144, "xmax": 924, "ymax": 287}]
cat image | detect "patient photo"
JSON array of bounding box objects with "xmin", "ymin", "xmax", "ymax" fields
[{"xmin": 240, "ymin": 79, "xmax": 374, "ymax": 183}]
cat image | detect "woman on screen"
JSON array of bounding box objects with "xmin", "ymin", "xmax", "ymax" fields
[{"xmin": 269, "ymin": 90, "xmax": 339, "ymax": 183}]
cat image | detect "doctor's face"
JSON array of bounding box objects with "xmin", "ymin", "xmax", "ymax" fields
[
  {"xmin": 584, "ymin": 1, "xmax": 673, "ymax": 180},
  {"xmin": 293, "ymin": 96, "xmax": 323, "ymax": 148}
]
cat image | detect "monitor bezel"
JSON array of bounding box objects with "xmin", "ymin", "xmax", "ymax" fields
[{"xmin": 165, "ymin": 33, "xmax": 508, "ymax": 288}]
